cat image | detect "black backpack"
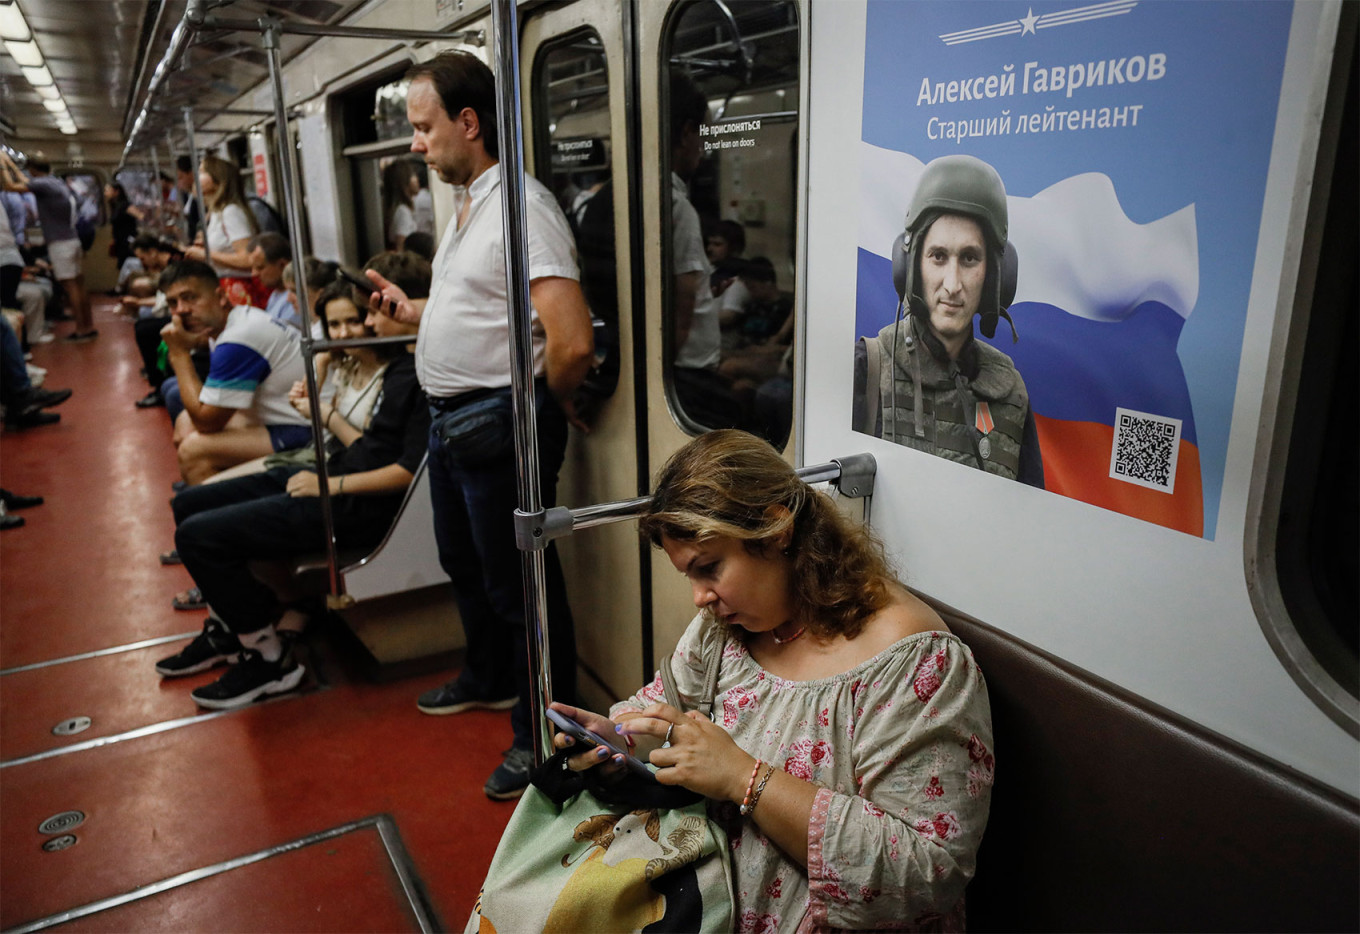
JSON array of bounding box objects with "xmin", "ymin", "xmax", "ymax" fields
[{"xmin": 245, "ymin": 195, "xmax": 287, "ymax": 237}]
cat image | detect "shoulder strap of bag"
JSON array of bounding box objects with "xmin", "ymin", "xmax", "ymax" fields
[
  {"xmin": 855, "ymin": 336, "xmax": 882, "ymax": 435},
  {"xmin": 661, "ymin": 618, "xmax": 724, "ymax": 719}
]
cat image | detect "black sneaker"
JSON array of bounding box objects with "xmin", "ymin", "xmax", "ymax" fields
[
  {"xmin": 30, "ymin": 388, "xmax": 72, "ymax": 409},
  {"xmin": 63, "ymin": 330, "xmax": 98, "ymax": 343},
  {"xmin": 416, "ymin": 680, "xmax": 518, "ymax": 716},
  {"xmin": 155, "ymin": 618, "xmax": 241, "ymax": 677},
  {"xmin": 484, "ymin": 747, "xmax": 534, "ymax": 800},
  {"xmin": 190, "ymin": 647, "xmax": 306, "ymax": 710}
]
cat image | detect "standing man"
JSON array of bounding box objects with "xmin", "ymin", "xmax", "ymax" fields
[
  {"xmin": 0, "ymin": 155, "xmax": 95, "ymax": 342},
  {"xmin": 365, "ymin": 51, "xmax": 594, "ymax": 800},
  {"xmin": 852, "ymin": 154, "xmax": 1043, "ymax": 487}
]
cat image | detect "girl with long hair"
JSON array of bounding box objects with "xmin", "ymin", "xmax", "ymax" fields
[{"xmin": 184, "ymin": 154, "xmax": 267, "ymax": 308}]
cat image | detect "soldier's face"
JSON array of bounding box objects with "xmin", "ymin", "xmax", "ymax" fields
[{"xmin": 919, "ymin": 214, "xmax": 986, "ymax": 351}]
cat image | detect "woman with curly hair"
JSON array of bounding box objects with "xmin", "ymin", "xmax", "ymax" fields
[{"xmin": 548, "ymin": 429, "xmax": 994, "ymax": 932}]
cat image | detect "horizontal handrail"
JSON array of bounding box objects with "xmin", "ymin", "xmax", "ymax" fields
[
  {"xmin": 191, "ymin": 13, "xmax": 484, "ymax": 45},
  {"xmin": 306, "ymin": 334, "xmax": 414, "ymax": 354},
  {"xmin": 514, "ymin": 454, "xmax": 877, "ymax": 550}
]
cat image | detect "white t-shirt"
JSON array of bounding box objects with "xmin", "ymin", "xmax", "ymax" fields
[
  {"xmin": 199, "ymin": 305, "xmax": 308, "ymax": 427},
  {"xmin": 413, "ymin": 188, "xmax": 435, "ymax": 236},
  {"xmin": 205, "ymin": 203, "xmax": 254, "ymax": 279},
  {"xmin": 389, "ymin": 203, "xmax": 416, "ymax": 244},
  {"xmin": 671, "ymin": 172, "xmax": 721, "ymax": 370},
  {"xmin": 415, "ymin": 164, "xmax": 579, "ymax": 398}
]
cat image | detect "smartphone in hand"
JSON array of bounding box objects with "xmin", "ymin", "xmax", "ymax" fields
[{"xmin": 546, "ymin": 708, "xmax": 657, "ymax": 783}]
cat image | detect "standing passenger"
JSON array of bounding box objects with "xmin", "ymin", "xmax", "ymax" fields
[
  {"xmin": 0, "ymin": 154, "xmax": 96, "ymax": 342},
  {"xmin": 184, "ymin": 155, "xmax": 265, "ymax": 309},
  {"xmin": 365, "ymin": 51, "xmax": 594, "ymax": 800}
]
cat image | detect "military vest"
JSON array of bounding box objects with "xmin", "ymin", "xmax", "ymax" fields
[{"xmin": 864, "ymin": 317, "xmax": 1029, "ymax": 480}]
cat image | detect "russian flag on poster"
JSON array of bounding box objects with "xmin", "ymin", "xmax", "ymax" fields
[{"xmin": 855, "ymin": 143, "xmax": 1204, "ymax": 536}]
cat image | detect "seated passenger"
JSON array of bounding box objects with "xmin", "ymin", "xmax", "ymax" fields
[
  {"xmin": 159, "ymin": 260, "xmax": 309, "ymax": 484},
  {"xmin": 248, "ymin": 232, "xmax": 298, "ymax": 331},
  {"xmin": 153, "ymin": 278, "xmax": 429, "ymax": 709},
  {"xmin": 546, "ymin": 430, "xmax": 993, "ymax": 931}
]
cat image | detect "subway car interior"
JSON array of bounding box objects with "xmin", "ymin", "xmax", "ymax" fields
[{"xmin": 0, "ymin": 0, "xmax": 1356, "ymax": 931}]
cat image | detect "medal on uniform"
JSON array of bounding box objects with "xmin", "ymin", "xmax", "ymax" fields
[{"xmin": 975, "ymin": 402, "xmax": 994, "ymax": 460}]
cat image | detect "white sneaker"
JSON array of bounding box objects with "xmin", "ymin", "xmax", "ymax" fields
[
  {"xmin": 26, "ymin": 364, "xmax": 46, "ymax": 387},
  {"xmin": 33, "ymin": 332, "xmax": 55, "ymax": 344}
]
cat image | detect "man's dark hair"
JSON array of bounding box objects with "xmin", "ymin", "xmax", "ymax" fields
[
  {"xmin": 718, "ymin": 219, "xmax": 746, "ymax": 256},
  {"xmin": 132, "ymin": 233, "xmax": 173, "ymax": 254},
  {"xmin": 249, "ymin": 231, "xmax": 291, "ymax": 263},
  {"xmin": 158, "ymin": 259, "xmax": 220, "ymax": 294},
  {"xmin": 364, "ymin": 249, "xmax": 433, "ymax": 300},
  {"xmin": 176, "ymin": 155, "xmax": 193, "ymax": 174},
  {"xmin": 406, "ymin": 51, "xmax": 499, "ymax": 159},
  {"xmin": 669, "ymin": 71, "xmax": 709, "ymax": 143},
  {"xmin": 27, "ymin": 159, "xmax": 50, "ymax": 174},
  {"xmin": 739, "ymin": 256, "xmax": 776, "ymax": 285},
  {"xmin": 403, "ymin": 231, "xmax": 435, "ymax": 262}
]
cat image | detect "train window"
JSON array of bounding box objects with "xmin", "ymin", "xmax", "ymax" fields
[
  {"xmin": 531, "ymin": 30, "xmax": 619, "ymax": 419},
  {"xmin": 661, "ymin": 0, "xmax": 801, "ymax": 448},
  {"xmin": 1269, "ymin": 27, "xmax": 1358, "ymax": 711}
]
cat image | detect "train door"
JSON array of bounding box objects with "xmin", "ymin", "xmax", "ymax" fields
[
  {"xmin": 522, "ymin": 2, "xmax": 646, "ymax": 706},
  {"xmin": 636, "ymin": 0, "xmax": 806, "ymax": 668}
]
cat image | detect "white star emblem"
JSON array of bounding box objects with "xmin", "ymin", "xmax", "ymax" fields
[{"xmin": 1019, "ymin": 8, "xmax": 1039, "ymax": 35}]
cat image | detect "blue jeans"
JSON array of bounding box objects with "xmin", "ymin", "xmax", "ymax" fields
[
  {"xmin": 0, "ymin": 315, "xmax": 30, "ymax": 405},
  {"xmin": 427, "ymin": 383, "xmax": 577, "ymax": 750}
]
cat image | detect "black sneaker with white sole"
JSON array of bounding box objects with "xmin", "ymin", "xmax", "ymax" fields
[
  {"xmin": 190, "ymin": 648, "xmax": 306, "ymax": 710},
  {"xmin": 155, "ymin": 617, "xmax": 241, "ymax": 677}
]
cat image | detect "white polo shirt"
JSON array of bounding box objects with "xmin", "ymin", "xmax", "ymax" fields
[
  {"xmin": 415, "ymin": 164, "xmax": 579, "ymax": 398},
  {"xmin": 671, "ymin": 172, "xmax": 721, "ymax": 370}
]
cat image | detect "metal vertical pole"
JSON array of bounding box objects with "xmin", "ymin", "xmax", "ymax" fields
[
  {"xmin": 261, "ymin": 19, "xmax": 342, "ymax": 597},
  {"xmin": 149, "ymin": 146, "xmax": 164, "ymax": 237},
  {"xmin": 181, "ymin": 107, "xmax": 205, "ymax": 245},
  {"xmin": 491, "ymin": 0, "xmax": 554, "ymax": 763}
]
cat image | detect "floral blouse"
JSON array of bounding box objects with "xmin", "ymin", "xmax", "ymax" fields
[{"xmin": 612, "ymin": 613, "xmax": 994, "ymax": 933}]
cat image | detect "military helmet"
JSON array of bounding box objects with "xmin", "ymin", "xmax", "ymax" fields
[{"xmin": 892, "ymin": 154, "xmax": 1017, "ymax": 340}]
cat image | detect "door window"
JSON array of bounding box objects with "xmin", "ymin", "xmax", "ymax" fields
[{"xmin": 662, "ymin": 0, "xmax": 801, "ymax": 448}]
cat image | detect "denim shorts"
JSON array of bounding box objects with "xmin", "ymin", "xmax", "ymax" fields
[{"xmin": 267, "ymin": 423, "xmax": 313, "ymax": 453}]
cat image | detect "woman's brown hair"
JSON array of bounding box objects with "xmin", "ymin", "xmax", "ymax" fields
[
  {"xmin": 639, "ymin": 430, "xmax": 895, "ymax": 639},
  {"xmin": 198, "ymin": 155, "xmax": 256, "ymax": 231}
]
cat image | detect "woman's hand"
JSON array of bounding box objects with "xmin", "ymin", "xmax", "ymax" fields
[
  {"xmin": 621, "ymin": 702, "xmax": 755, "ymax": 803},
  {"xmin": 183, "ymin": 244, "xmax": 207, "ymax": 263},
  {"xmin": 549, "ymin": 701, "xmax": 630, "ymax": 775},
  {"xmin": 286, "ymin": 470, "xmax": 321, "ymax": 498}
]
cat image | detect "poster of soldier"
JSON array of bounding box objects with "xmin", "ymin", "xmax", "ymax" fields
[{"xmin": 850, "ymin": 0, "xmax": 1295, "ymax": 539}]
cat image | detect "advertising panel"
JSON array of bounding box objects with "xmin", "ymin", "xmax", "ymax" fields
[{"xmin": 851, "ymin": 0, "xmax": 1294, "ymax": 538}]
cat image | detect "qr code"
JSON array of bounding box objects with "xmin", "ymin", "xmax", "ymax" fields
[{"xmin": 1109, "ymin": 407, "xmax": 1181, "ymax": 494}]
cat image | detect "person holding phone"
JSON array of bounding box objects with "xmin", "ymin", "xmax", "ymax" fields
[{"xmin": 549, "ymin": 430, "xmax": 994, "ymax": 932}]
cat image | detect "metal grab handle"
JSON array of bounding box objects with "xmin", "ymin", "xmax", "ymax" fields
[{"xmin": 513, "ymin": 454, "xmax": 878, "ymax": 550}]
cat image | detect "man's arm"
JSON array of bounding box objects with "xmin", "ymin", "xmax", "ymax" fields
[
  {"xmin": 673, "ymin": 270, "xmax": 704, "ymax": 351},
  {"xmin": 161, "ymin": 316, "xmax": 235, "ymax": 433},
  {"xmin": 530, "ymin": 275, "xmax": 594, "ymax": 429}
]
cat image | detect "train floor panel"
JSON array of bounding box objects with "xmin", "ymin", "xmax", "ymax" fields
[{"xmin": 1, "ymin": 301, "xmax": 514, "ymax": 931}]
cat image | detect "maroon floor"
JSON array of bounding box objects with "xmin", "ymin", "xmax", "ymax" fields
[{"xmin": 1, "ymin": 301, "xmax": 515, "ymax": 932}]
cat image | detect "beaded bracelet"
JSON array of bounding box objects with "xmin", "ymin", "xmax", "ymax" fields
[
  {"xmin": 745, "ymin": 761, "xmax": 778, "ymax": 817},
  {"xmin": 739, "ymin": 759, "xmax": 764, "ymax": 815}
]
